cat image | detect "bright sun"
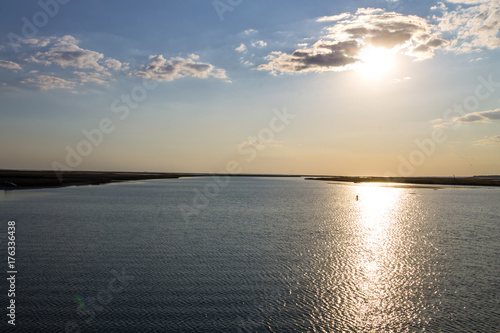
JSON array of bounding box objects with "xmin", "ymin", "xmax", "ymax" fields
[{"xmin": 357, "ymin": 46, "xmax": 395, "ymax": 79}]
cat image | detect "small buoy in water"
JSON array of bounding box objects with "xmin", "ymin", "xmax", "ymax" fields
[{"xmin": 356, "ymin": 195, "xmax": 359, "ymax": 201}]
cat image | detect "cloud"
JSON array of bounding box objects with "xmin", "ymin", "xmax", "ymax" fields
[
  {"xmin": 431, "ymin": 2, "xmax": 448, "ymax": 11},
  {"xmin": 436, "ymin": 0, "xmax": 500, "ymax": 52},
  {"xmin": 134, "ymin": 55, "xmax": 228, "ymax": 82},
  {"xmin": 316, "ymin": 13, "xmax": 351, "ymax": 22},
  {"xmin": 235, "ymin": 43, "xmax": 247, "ymax": 53},
  {"xmin": 242, "ymin": 29, "xmax": 258, "ymax": 35},
  {"xmin": 454, "ymin": 109, "xmax": 500, "ymax": 122},
  {"xmin": 251, "ymin": 40, "xmax": 267, "ymax": 48},
  {"xmin": 239, "ymin": 56, "xmax": 254, "ymax": 67},
  {"xmin": 446, "ymin": 0, "xmax": 491, "ymax": 4},
  {"xmin": 27, "ymin": 35, "xmax": 105, "ymax": 71},
  {"xmin": 259, "ymin": 8, "xmax": 447, "ymax": 74},
  {"xmin": 21, "ymin": 75, "xmax": 75, "ymax": 90},
  {"xmin": 104, "ymin": 58, "xmax": 129, "ymax": 71},
  {"xmin": 6, "ymin": 37, "xmax": 55, "ymax": 51},
  {"xmin": 356, "ymin": 8, "xmax": 386, "ymax": 15},
  {"xmin": 258, "ymin": 40, "xmax": 361, "ymax": 74},
  {"xmin": 22, "ymin": 37, "xmax": 55, "ymax": 48},
  {"xmin": 74, "ymin": 71, "xmax": 111, "ymax": 86},
  {"xmin": 0, "ymin": 60, "xmax": 22, "ymax": 70},
  {"xmin": 475, "ymin": 135, "xmax": 500, "ymax": 145},
  {"xmin": 326, "ymin": 9, "xmax": 447, "ymax": 58},
  {"xmin": 436, "ymin": 108, "xmax": 500, "ymax": 127}
]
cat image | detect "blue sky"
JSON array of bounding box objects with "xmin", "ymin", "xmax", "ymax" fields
[{"xmin": 0, "ymin": 0, "xmax": 499, "ymax": 176}]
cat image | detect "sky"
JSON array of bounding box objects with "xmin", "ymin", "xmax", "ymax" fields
[{"xmin": 0, "ymin": 0, "xmax": 499, "ymax": 176}]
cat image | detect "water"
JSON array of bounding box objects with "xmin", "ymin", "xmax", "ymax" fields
[{"xmin": 0, "ymin": 177, "xmax": 499, "ymax": 332}]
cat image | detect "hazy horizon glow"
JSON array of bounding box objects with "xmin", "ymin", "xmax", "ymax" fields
[{"xmin": 1, "ymin": 0, "xmax": 499, "ymax": 176}]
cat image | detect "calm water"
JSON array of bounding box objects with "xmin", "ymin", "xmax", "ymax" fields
[{"xmin": 0, "ymin": 177, "xmax": 499, "ymax": 332}]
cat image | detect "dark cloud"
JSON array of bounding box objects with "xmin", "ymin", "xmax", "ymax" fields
[
  {"xmin": 258, "ymin": 40, "xmax": 360, "ymax": 73},
  {"xmin": 455, "ymin": 109, "xmax": 500, "ymax": 122}
]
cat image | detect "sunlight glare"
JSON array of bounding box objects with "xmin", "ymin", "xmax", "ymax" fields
[{"xmin": 357, "ymin": 46, "xmax": 395, "ymax": 79}]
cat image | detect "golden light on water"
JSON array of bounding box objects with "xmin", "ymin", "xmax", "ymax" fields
[
  {"xmin": 312, "ymin": 184, "xmax": 441, "ymax": 330},
  {"xmin": 357, "ymin": 183, "xmax": 402, "ymax": 226},
  {"xmin": 352, "ymin": 184, "xmax": 406, "ymax": 328}
]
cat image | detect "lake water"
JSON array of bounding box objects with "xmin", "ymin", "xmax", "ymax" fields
[{"xmin": 1, "ymin": 177, "xmax": 499, "ymax": 332}]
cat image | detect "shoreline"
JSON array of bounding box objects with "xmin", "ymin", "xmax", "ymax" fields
[
  {"xmin": 0, "ymin": 170, "xmax": 186, "ymax": 191},
  {"xmin": 2, "ymin": 170, "xmax": 500, "ymax": 191},
  {"xmin": 306, "ymin": 176, "xmax": 500, "ymax": 187},
  {"xmin": 0, "ymin": 170, "xmax": 301, "ymax": 191}
]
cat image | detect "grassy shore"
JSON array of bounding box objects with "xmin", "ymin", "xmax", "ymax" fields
[
  {"xmin": 0, "ymin": 170, "xmax": 301, "ymax": 190},
  {"xmin": 0, "ymin": 170, "xmax": 187, "ymax": 190},
  {"xmin": 306, "ymin": 176, "xmax": 500, "ymax": 187}
]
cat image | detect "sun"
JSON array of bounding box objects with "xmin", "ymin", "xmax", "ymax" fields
[{"xmin": 357, "ymin": 45, "xmax": 395, "ymax": 79}]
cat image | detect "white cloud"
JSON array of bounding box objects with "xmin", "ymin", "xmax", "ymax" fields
[
  {"xmin": 251, "ymin": 40, "xmax": 267, "ymax": 48},
  {"xmin": 22, "ymin": 37, "xmax": 55, "ymax": 48},
  {"xmin": 240, "ymin": 57, "xmax": 254, "ymax": 67},
  {"xmin": 356, "ymin": 8, "xmax": 386, "ymax": 15},
  {"xmin": 431, "ymin": 2, "xmax": 448, "ymax": 10},
  {"xmin": 242, "ymin": 29, "xmax": 258, "ymax": 35},
  {"xmin": 134, "ymin": 55, "xmax": 229, "ymax": 82},
  {"xmin": 104, "ymin": 58, "xmax": 129, "ymax": 71},
  {"xmin": 446, "ymin": 0, "xmax": 491, "ymax": 4},
  {"xmin": 436, "ymin": 0, "xmax": 500, "ymax": 52},
  {"xmin": 259, "ymin": 8, "xmax": 447, "ymax": 74},
  {"xmin": 27, "ymin": 35, "xmax": 105, "ymax": 71},
  {"xmin": 235, "ymin": 43, "xmax": 247, "ymax": 53},
  {"xmin": 316, "ymin": 13, "xmax": 351, "ymax": 22},
  {"xmin": 0, "ymin": 60, "xmax": 22, "ymax": 70},
  {"xmin": 21, "ymin": 75, "xmax": 75, "ymax": 90}
]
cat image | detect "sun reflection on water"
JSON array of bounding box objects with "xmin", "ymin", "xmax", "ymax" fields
[{"xmin": 352, "ymin": 184, "xmax": 406, "ymax": 329}]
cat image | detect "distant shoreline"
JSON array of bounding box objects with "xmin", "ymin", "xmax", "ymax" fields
[
  {"xmin": 1, "ymin": 170, "xmax": 499, "ymax": 191},
  {"xmin": 306, "ymin": 176, "xmax": 500, "ymax": 187},
  {"xmin": 0, "ymin": 170, "xmax": 301, "ymax": 190}
]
